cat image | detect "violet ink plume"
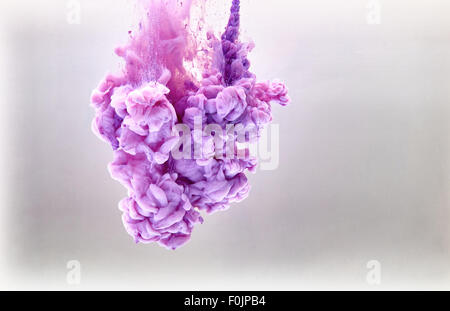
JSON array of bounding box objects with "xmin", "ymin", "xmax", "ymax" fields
[{"xmin": 91, "ymin": 0, "xmax": 290, "ymax": 250}]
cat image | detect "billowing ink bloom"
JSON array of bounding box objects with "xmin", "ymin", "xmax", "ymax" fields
[
  {"xmin": 118, "ymin": 173, "xmax": 203, "ymax": 249},
  {"xmin": 91, "ymin": 0, "xmax": 290, "ymax": 249},
  {"xmin": 254, "ymin": 80, "xmax": 290, "ymax": 106},
  {"xmin": 215, "ymin": 86, "xmax": 247, "ymax": 122}
]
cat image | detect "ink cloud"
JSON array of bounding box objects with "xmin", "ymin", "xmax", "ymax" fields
[{"xmin": 91, "ymin": 0, "xmax": 290, "ymax": 249}]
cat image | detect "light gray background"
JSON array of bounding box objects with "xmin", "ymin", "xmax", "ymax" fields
[{"xmin": 0, "ymin": 0, "xmax": 449, "ymax": 290}]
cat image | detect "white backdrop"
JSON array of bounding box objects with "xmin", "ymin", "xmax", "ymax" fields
[{"xmin": 0, "ymin": 0, "xmax": 449, "ymax": 290}]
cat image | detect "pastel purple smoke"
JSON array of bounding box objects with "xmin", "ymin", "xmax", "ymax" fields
[{"xmin": 91, "ymin": 0, "xmax": 290, "ymax": 249}]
